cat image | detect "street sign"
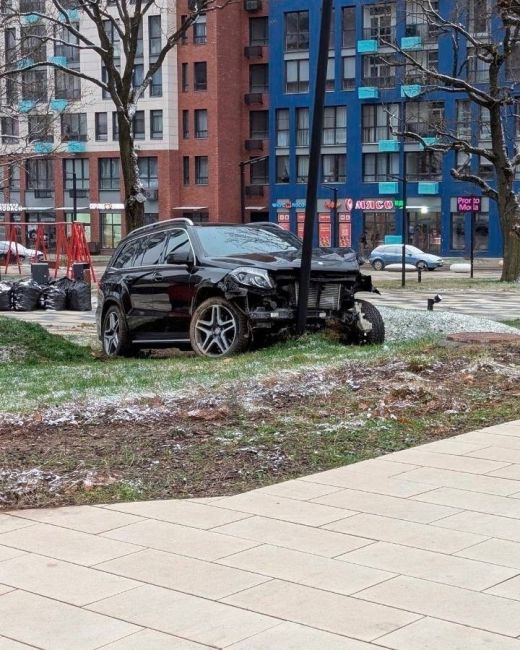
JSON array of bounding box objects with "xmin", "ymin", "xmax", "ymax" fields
[{"xmin": 457, "ymin": 196, "xmax": 481, "ymax": 212}]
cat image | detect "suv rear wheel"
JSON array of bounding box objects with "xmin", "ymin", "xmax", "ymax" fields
[
  {"xmin": 102, "ymin": 305, "xmax": 134, "ymax": 357},
  {"xmin": 190, "ymin": 297, "xmax": 249, "ymax": 358}
]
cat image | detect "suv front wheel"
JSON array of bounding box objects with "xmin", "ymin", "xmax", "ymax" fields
[{"xmin": 190, "ymin": 297, "xmax": 249, "ymax": 358}]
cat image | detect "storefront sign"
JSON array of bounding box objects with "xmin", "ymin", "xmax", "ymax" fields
[
  {"xmin": 273, "ymin": 198, "xmax": 307, "ymax": 209},
  {"xmin": 318, "ymin": 213, "xmax": 331, "ymax": 247},
  {"xmin": 89, "ymin": 202, "xmax": 125, "ymax": 211},
  {"xmin": 355, "ymin": 199, "xmax": 395, "ymax": 211},
  {"xmin": 277, "ymin": 213, "xmax": 290, "ymax": 231},
  {"xmin": 0, "ymin": 203, "xmax": 23, "ymax": 212},
  {"xmin": 338, "ymin": 213, "xmax": 351, "ymax": 247},
  {"xmin": 457, "ymin": 196, "xmax": 481, "ymax": 212}
]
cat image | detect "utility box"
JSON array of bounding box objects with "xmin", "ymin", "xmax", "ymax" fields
[{"xmin": 31, "ymin": 262, "xmax": 50, "ymax": 285}]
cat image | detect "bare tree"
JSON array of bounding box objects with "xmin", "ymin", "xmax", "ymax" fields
[
  {"xmin": 385, "ymin": 0, "xmax": 520, "ymax": 281},
  {"xmin": 5, "ymin": 0, "xmax": 233, "ymax": 233}
]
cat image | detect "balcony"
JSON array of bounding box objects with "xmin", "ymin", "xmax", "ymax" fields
[
  {"xmin": 401, "ymin": 84, "xmax": 423, "ymax": 98},
  {"xmin": 243, "ymin": 0, "xmax": 262, "ymax": 11},
  {"xmin": 378, "ymin": 139, "xmax": 399, "ymax": 152},
  {"xmin": 244, "ymin": 45, "xmax": 263, "ymax": 59},
  {"xmin": 50, "ymin": 98, "xmax": 68, "ymax": 112},
  {"xmin": 245, "ymin": 185, "xmax": 264, "ymax": 197},
  {"xmin": 379, "ymin": 182, "xmax": 399, "ymax": 194},
  {"xmin": 418, "ymin": 181, "xmax": 439, "ymax": 194},
  {"xmin": 66, "ymin": 140, "xmax": 87, "ymax": 153},
  {"xmin": 245, "ymin": 139, "xmax": 264, "ymax": 151},
  {"xmin": 245, "ymin": 92, "xmax": 263, "ymax": 105},
  {"xmin": 358, "ymin": 87, "xmax": 380, "ymax": 99},
  {"xmin": 33, "ymin": 142, "xmax": 53, "ymax": 154}
]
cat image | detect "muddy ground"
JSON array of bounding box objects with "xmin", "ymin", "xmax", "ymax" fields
[{"xmin": 2, "ymin": 341, "xmax": 520, "ymax": 509}]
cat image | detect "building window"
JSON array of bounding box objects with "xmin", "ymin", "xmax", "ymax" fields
[
  {"xmin": 363, "ymin": 3, "xmax": 395, "ymax": 41},
  {"xmin": 342, "ymin": 56, "xmax": 355, "ymax": 90},
  {"xmin": 101, "ymin": 212, "xmax": 122, "ymax": 249},
  {"xmin": 406, "ymin": 102, "xmax": 444, "ymax": 136},
  {"xmin": 285, "ymin": 59, "xmax": 309, "ymax": 93},
  {"xmin": 285, "ymin": 10, "xmax": 309, "ymax": 51},
  {"xmin": 451, "ymin": 213, "xmax": 465, "ymax": 250},
  {"xmin": 54, "ymin": 22, "xmax": 80, "ymax": 67},
  {"xmin": 183, "ymin": 156, "xmax": 190, "ymax": 184},
  {"xmin": 64, "ymin": 158, "xmax": 89, "ymax": 190},
  {"xmin": 469, "ymin": 0, "xmax": 489, "ymax": 34},
  {"xmin": 195, "ymin": 156, "xmax": 208, "ymax": 184},
  {"xmin": 26, "ymin": 158, "xmax": 54, "ymax": 190},
  {"xmin": 132, "ymin": 110, "xmax": 145, "ymax": 140},
  {"xmin": 479, "ymin": 107, "xmax": 491, "ymax": 141},
  {"xmin": 180, "ymin": 15, "xmax": 188, "ymax": 44},
  {"xmin": 194, "ymin": 61, "xmax": 207, "ymax": 91},
  {"xmin": 9, "ymin": 163, "xmax": 21, "ymax": 191},
  {"xmin": 112, "ymin": 112, "xmax": 120, "ymax": 140},
  {"xmin": 55, "ymin": 70, "xmax": 81, "ymax": 100},
  {"xmin": 102, "ymin": 19, "xmax": 121, "ymax": 64},
  {"xmin": 182, "ymin": 110, "xmax": 189, "ymax": 138},
  {"xmin": 362, "ymin": 103, "xmax": 399, "ymax": 142},
  {"xmin": 250, "ymin": 110, "xmax": 268, "ymax": 139},
  {"xmin": 276, "ymin": 155, "xmax": 290, "ymax": 183},
  {"xmin": 138, "ymin": 157, "xmax": 158, "ymax": 189},
  {"xmin": 406, "ymin": 151, "xmax": 442, "ymax": 180},
  {"xmin": 194, "ymin": 109, "xmax": 208, "ymax": 138},
  {"xmin": 276, "ymin": 109, "xmax": 289, "ymax": 147},
  {"xmin": 326, "ymin": 57, "xmax": 335, "ymax": 91},
  {"xmin": 150, "ymin": 67, "xmax": 162, "ymax": 97},
  {"xmin": 149, "ymin": 15, "xmax": 162, "ymax": 55},
  {"xmin": 467, "ymin": 47, "xmax": 489, "ymax": 83},
  {"xmin": 193, "ymin": 13, "xmax": 207, "ymax": 44},
  {"xmin": 296, "ymin": 108, "xmax": 309, "ymax": 147},
  {"xmin": 250, "ymin": 17, "xmax": 268, "ymax": 45},
  {"xmin": 21, "ymin": 23, "xmax": 46, "ymax": 62},
  {"xmin": 61, "ymin": 112, "xmax": 87, "ymax": 141},
  {"xmin": 1, "ymin": 116, "xmax": 18, "ymax": 145},
  {"xmin": 297, "ymin": 155, "xmax": 309, "ymax": 183},
  {"xmin": 99, "ymin": 158, "xmax": 120, "ymax": 190},
  {"xmin": 136, "ymin": 21, "xmax": 143, "ymax": 60},
  {"xmin": 342, "ymin": 7, "xmax": 356, "ymax": 48},
  {"xmin": 150, "ymin": 110, "xmax": 163, "ymax": 139},
  {"xmin": 95, "ymin": 112, "xmax": 108, "ymax": 141},
  {"xmin": 456, "ymin": 100, "xmax": 472, "ymax": 139},
  {"xmin": 101, "ymin": 66, "xmax": 111, "ymax": 100},
  {"xmin": 363, "ymin": 152, "xmax": 399, "ymax": 182},
  {"xmin": 250, "ymin": 157, "xmax": 268, "ymax": 184},
  {"xmin": 363, "ymin": 54, "xmax": 397, "ymax": 88},
  {"xmin": 182, "ymin": 62, "xmax": 189, "ymax": 92},
  {"xmin": 22, "ymin": 69, "xmax": 47, "ymax": 101},
  {"xmin": 28, "ymin": 115, "xmax": 54, "ymax": 143},
  {"xmin": 250, "ymin": 64, "xmax": 268, "ymax": 93},
  {"xmin": 322, "ymin": 154, "xmax": 346, "ymax": 183},
  {"xmin": 132, "ymin": 63, "xmax": 144, "ymax": 88},
  {"xmin": 323, "ymin": 106, "xmax": 347, "ymax": 145}
]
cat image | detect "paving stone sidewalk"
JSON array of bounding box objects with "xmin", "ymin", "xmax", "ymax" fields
[{"xmin": 2, "ymin": 421, "xmax": 520, "ymax": 648}]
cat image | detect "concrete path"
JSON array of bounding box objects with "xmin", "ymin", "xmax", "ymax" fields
[{"xmin": 2, "ymin": 421, "xmax": 520, "ymax": 648}]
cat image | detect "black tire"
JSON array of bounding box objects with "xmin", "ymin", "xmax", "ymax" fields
[
  {"xmin": 190, "ymin": 296, "xmax": 249, "ymax": 358},
  {"xmin": 372, "ymin": 259, "xmax": 384, "ymax": 271},
  {"xmin": 416, "ymin": 260, "xmax": 427, "ymax": 270},
  {"xmin": 344, "ymin": 299, "xmax": 385, "ymax": 345},
  {"xmin": 101, "ymin": 304, "xmax": 134, "ymax": 357}
]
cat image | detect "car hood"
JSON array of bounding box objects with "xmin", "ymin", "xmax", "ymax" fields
[{"xmin": 201, "ymin": 249, "xmax": 360, "ymax": 273}]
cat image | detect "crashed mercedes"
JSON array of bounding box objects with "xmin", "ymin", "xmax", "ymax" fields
[{"xmin": 96, "ymin": 219, "xmax": 384, "ymax": 358}]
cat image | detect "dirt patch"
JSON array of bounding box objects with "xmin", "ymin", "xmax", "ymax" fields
[{"xmin": 2, "ymin": 341, "xmax": 520, "ymax": 510}]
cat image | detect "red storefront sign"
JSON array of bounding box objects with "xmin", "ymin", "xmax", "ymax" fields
[
  {"xmin": 277, "ymin": 213, "xmax": 290, "ymax": 231},
  {"xmin": 318, "ymin": 213, "xmax": 331, "ymax": 247},
  {"xmin": 296, "ymin": 212, "xmax": 305, "ymax": 239},
  {"xmin": 338, "ymin": 213, "xmax": 351, "ymax": 247}
]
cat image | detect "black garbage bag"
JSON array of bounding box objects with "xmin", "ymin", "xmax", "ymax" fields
[
  {"xmin": 52, "ymin": 277, "xmax": 74, "ymax": 293},
  {"xmin": 0, "ymin": 281, "xmax": 12, "ymax": 311},
  {"xmin": 12, "ymin": 279, "xmax": 42, "ymax": 311},
  {"xmin": 40, "ymin": 284, "xmax": 67, "ymax": 311},
  {"xmin": 67, "ymin": 280, "xmax": 92, "ymax": 311}
]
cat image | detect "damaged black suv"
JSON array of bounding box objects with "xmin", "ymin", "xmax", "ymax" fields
[{"xmin": 96, "ymin": 218, "xmax": 384, "ymax": 358}]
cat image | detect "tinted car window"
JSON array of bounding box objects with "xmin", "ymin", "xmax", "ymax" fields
[
  {"xmin": 163, "ymin": 229, "xmax": 192, "ymax": 262},
  {"xmin": 139, "ymin": 231, "xmax": 167, "ymax": 266},
  {"xmin": 195, "ymin": 226, "xmax": 301, "ymax": 257},
  {"xmin": 112, "ymin": 239, "xmax": 141, "ymax": 269}
]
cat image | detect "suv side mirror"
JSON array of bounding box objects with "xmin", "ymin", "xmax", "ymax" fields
[{"xmin": 166, "ymin": 251, "xmax": 194, "ymax": 266}]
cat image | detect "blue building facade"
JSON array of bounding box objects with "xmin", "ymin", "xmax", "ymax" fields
[{"xmin": 268, "ymin": 0, "xmax": 514, "ymax": 257}]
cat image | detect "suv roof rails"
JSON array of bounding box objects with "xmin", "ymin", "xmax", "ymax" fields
[
  {"xmin": 245, "ymin": 221, "xmax": 284, "ymax": 229},
  {"xmin": 130, "ymin": 217, "xmax": 194, "ymax": 236}
]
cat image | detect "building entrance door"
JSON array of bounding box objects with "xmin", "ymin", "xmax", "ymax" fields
[
  {"xmin": 362, "ymin": 211, "xmax": 396, "ymax": 254},
  {"xmin": 408, "ymin": 211, "xmax": 441, "ymax": 254}
]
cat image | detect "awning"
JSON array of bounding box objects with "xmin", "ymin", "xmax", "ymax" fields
[
  {"xmin": 172, "ymin": 206, "xmax": 208, "ymax": 211},
  {"xmin": 245, "ymin": 206, "xmax": 267, "ymax": 211}
]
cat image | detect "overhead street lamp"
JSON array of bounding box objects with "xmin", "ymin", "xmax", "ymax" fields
[{"xmin": 239, "ymin": 155, "xmax": 269, "ymax": 224}]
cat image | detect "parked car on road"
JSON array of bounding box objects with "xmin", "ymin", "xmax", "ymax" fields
[
  {"xmin": 0, "ymin": 241, "xmax": 44, "ymax": 262},
  {"xmin": 96, "ymin": 219, "xmax": 384, "ymax": 358},
  {"xmin": 369, "ymin": 245, "xmax": 443, "ymax": 271}
]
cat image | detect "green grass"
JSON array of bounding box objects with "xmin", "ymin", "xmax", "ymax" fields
[
  {"xmin": 0, "ymin": 316, "xmax": 433, "ymax": 414},
  {"xmin": 503, "ymin": 319, "xmax": 520, "ymax": 329}
]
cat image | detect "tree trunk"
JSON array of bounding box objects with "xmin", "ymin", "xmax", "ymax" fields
[
  {"xmin": 499, "ymin": 193, "xmax": 520, "ymax": 282},
  {"xmin": 117, "ymin": 111, "xmax": 145, "ymax": 233}
]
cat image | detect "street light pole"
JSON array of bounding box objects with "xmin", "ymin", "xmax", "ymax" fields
[
  {"xmin": 400, "ymin": 101, "xmax": 407, "ymax": 289},
  {"xmin": 296, "ymin": 0, "xmax": 333, "ymax": 335}
]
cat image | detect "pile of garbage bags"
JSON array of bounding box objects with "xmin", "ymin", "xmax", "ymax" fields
[{"xmin": 0, "ymin": 277, "xmax": 92, "ymax": 312}]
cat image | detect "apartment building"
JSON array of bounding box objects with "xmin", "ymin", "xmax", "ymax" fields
[
  {"xmin": 268, "ymin": 0, "xmax": 514, "ymax": 257},
  {"xmin": 0, "ymin": 0, "xmax": 269, "ymax": 251}
]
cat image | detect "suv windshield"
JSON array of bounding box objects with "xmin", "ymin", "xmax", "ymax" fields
[{"xmin": 195, "ymin": 226, "xmax": 302, "ymax": 257}]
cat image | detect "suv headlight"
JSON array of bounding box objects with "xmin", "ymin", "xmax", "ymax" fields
[{"xmin": 229, "ymin": 267, "xmax": 274, "ymax": 289}]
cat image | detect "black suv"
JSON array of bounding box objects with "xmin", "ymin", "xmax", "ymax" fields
[{"xmin": 96, "ymin": 219, "xmax": 384, "ymax": 358}]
